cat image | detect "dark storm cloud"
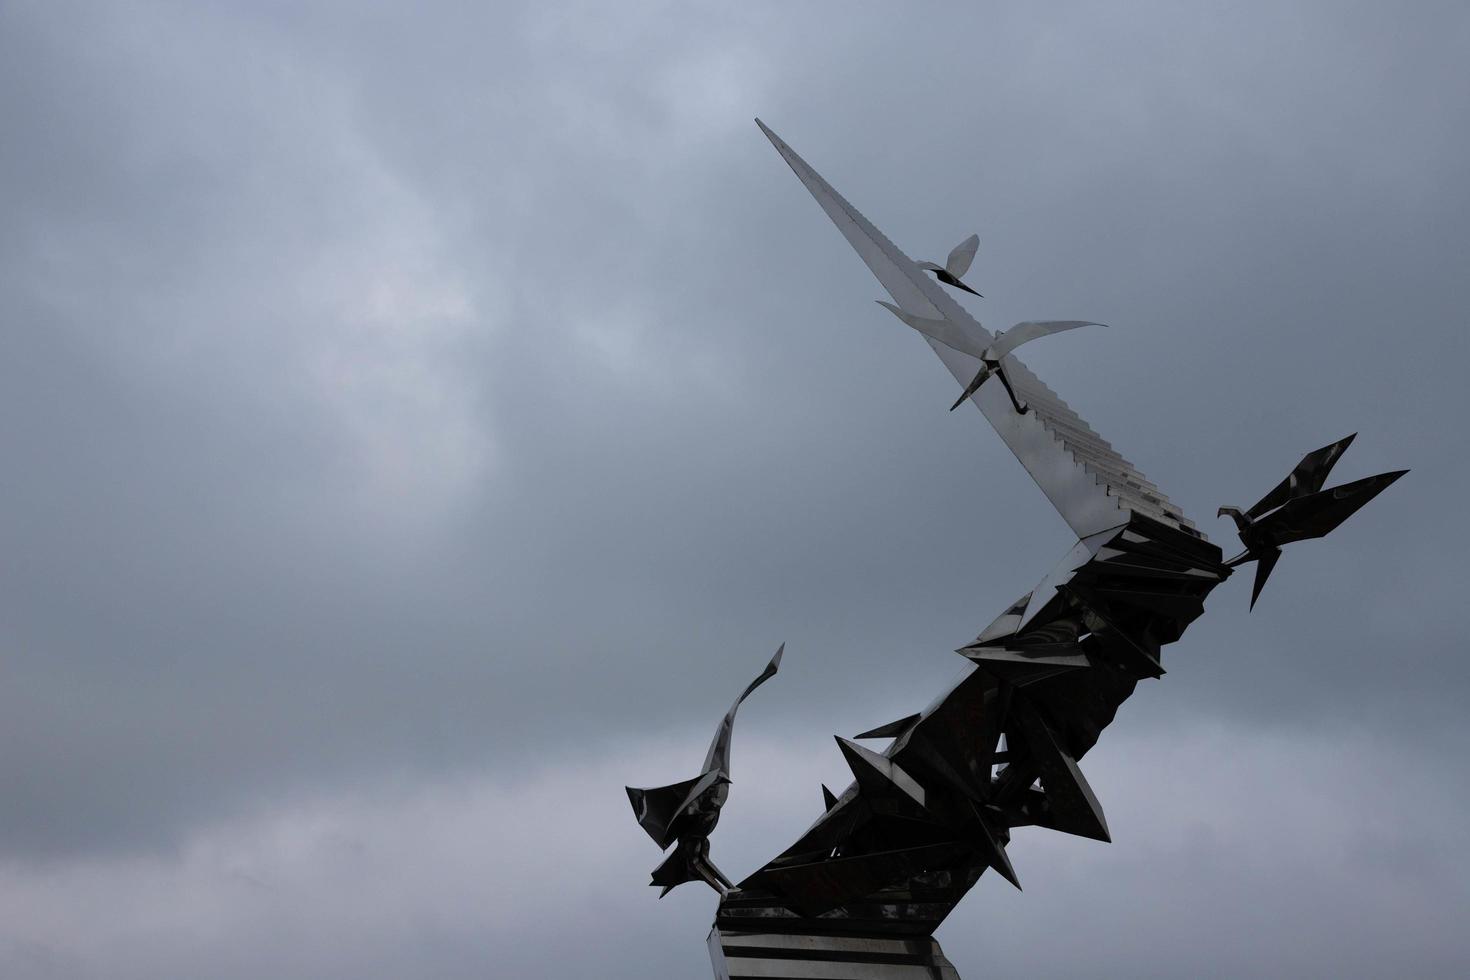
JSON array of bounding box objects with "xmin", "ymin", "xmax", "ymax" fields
[{"xmin": 0, "ymin": 0, "xmax": 1466, "ymax": 976}]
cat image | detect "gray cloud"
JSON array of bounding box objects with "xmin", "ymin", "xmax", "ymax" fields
[
  {"xmin": 1, "ymin": 726, "xmax": 1464, "ymax": 978},
  {"xmin": 0, "ymin": 0, "xmax": 1466, "ymax": 975}
]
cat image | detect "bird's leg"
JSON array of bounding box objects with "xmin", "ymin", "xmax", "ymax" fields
[
  {"xmin": 690, "ymin": 839, "xmax": 732, "ymax": 896},
  {"xmin": 1223, "ymin": 548, "xmax": 1254, "ymax": 567},
  {"xmin": 995, "ymin": 366, "xmax": 1028, "ymax": 414},
  {"xmin": 693, "ymin": 866, "xmax": 729, "ymax": 896},
  {"xmin": 949, "ymin": 363, "xmax": 993, "ymax": 412}
]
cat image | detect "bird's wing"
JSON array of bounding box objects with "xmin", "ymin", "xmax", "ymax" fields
[
  {"xmin": 990, "ymin": 320, "xmax": 1104, "ymax": 360},
  {"xmin": 946, "ymin": 234, "xmax": 980, "ymax": 278},
  {"xmin": 1245, "ymin": 433, "xmax": 1358, "ymax": 520},
  {"xmin": 756, "ymin": 119, "xmax": 1200, "ymax": 540},
  {"xmin": 627, "ymin": 773, "xmax": 713, "ymax": 849},
  {"xmin": 702, "ymin": 644, "xmax": 784, "ymax": 775},
  {"xmin": 916, "ymin": 260, "xmax": 944, "ymax": 272},
  {"xmin": 1256, "ymin": 470, "xmax": 1407, "ymax": 546},
  {"xmin": 876, "ymin": 301, "xmax": 989, "ymax": 359}
]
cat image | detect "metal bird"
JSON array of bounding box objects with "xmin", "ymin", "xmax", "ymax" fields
[
  {"xmin": 918, "ymin": 234, "xmax": 983, "ymax": 296},
  {"xmin": 1218, "ymin": 433, "xmax": 1407, "ymax": 609},
  {"xmin": 626, "ymin": 644, "xmax": 784, "ymax": 897},
  {"xmin": 876, "ymin": 302, "xmax": 1102, "ymax": 414}
]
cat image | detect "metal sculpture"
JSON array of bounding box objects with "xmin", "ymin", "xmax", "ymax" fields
[
  {"xmin": 630, "ymin": 120, "xmax": 1407, "ymax": 979},
  {"xmin": 919, "ymin": 234, "xmax": 983, "ymax": 296},
  {"xmin": 1218, "ymin": 434, "xmax": 1408, "ymax": 608},
  {"xmin": 874, "ymin": 302, "xmax": 1104, "ymax": 414},
  {"xmin": 627, "ymin": 644, "xmax": 783, "ymax": 897}
]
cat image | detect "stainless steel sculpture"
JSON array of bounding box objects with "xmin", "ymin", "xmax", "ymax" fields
[
  {"xmin": 918, "ymin": 234, "xmax": 982, "ymax": 296},
  {"xmin": 631, "ymin": 120, "xmax": 1407, "ymax": 979},
  {"xmin": 1217, "ymin": 434, "xmax": 1407, "ymax": 608},
  {"xmin": 627, "ymin": 644, "xmax": 784, "ymax": 897},
  {"xmin": 875, "ymin": 302, "xmax": 1104, "ymax": 413}
]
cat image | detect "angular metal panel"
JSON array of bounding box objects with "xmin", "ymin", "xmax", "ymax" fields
[{"xmin": 855, "ymin": 714, "xmax": 923, "ymax": 740}]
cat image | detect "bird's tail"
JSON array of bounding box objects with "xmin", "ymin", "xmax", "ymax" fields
[{"xmin": 1249, "ymin": 548, "xmax": 1282, "ymax": 610}]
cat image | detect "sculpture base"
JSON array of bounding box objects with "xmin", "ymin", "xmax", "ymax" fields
[{"xmin": 709, "ymin": 927, "xmax": 962, "ymax": 979}]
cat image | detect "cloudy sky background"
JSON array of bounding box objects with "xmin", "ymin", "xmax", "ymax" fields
[{"xmin": 2, "ymin": 1, "xmax": 1467, "ymax": 976}]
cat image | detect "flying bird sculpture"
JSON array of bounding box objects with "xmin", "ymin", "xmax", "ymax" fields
[
  {"xmin": 876, "ymin": 301, "xmax": 1102, "ymax": 413},
  {"xmin": 626, "ymin": 644, "xmax": 784, "ymax": 897},
  {"xmin": 918, "ymin": 234, "xmax": 982, "ymax": 296},
  {"xmin": 1218, "ymin": 433, "xmax": 1407, "ymax": 608}
]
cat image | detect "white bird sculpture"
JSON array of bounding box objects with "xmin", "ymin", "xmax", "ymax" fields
[
  {"xmin": 876, "ymin": 301, "xmax": 1103, "ymax": 414},
  {"xmin": 918, "ymin": 234, "xmax": 982, "ymax": 296}
]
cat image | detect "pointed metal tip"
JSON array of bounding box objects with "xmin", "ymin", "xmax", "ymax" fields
[
  {"xmin": 854, "ymin": 713, "xmax": 921, "ymax": 740},
  {"xmin": 1248, "ymin": 549, "xmax": 1281, "ymax": 610},
  {"xmin": 833, "ymin": 736, "xmax": 875, "ymax": 772}
]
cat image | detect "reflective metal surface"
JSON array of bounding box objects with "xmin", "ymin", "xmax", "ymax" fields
[
  {"xmin": 919, "ymin": 232, "xmax": 983, "ymax": 296},
  {"xmin": 710, "ymin": 928, "xmax": 963, "ymax": 979},
  {"xmin": 630, "ymin": 121, "xmax": 1409, "ymax": 979},
  {"xmin": 626, "ymin": 644, "xmax": 784, "ymax": 897},
  {"xmin": 754, "ymin": 119, "xmax": 1197, "ymax": 541},
  {"xmin": 1218, "ymin": 435, "xmax": 1408, "ymax": 608},
  {"xmin": 948, "ymin": 320, "xmax": 1106, "ymax": 414}
]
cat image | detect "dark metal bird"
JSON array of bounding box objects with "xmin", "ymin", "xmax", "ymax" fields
[
  {"xmin": 626, "ymin": 644, "xmax": 784, "ymax": 897},
  {"xmin": 918, "ymin": 234, "xmax": 982, "ymax": 296},
  {"xmin": 1218, "ymin": 433, "xmax": 1407, "ymax": 609}
]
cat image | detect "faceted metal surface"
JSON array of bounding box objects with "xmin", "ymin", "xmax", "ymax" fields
[
  {"xmin": 854, "ymin": 714, "xmax": 922, "ymax": 740},
  {"xmin": 945, "ymin": 319, "xmax": 1107, "ymax": 414},
  {"xmin": 626, "ymin": 644, "xmax": 784, "ymax": 897},
  {"xmin": 628, "ymin": 121, "xmax": 1408, "ymax": 978},
  {"xmin": 1218, "ymin": 435, "xmax": 1408, "ymax": 608},
  {"xmin": 710, "ymin": 928, "xmax": 963, "ymax": 979},
  {"xmin": 918, "ymin": 233, "xmax": 983, "ymax": 296}
]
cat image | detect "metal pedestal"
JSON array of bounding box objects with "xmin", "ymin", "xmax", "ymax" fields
[{"xmin": 710, "ymin": 927, "xmax": 963, "ymax": 979}]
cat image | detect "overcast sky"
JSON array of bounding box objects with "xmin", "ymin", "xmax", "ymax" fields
[{"xmin": 1, "ymin": 1, "xmax": 1467, "ymax": 977}]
